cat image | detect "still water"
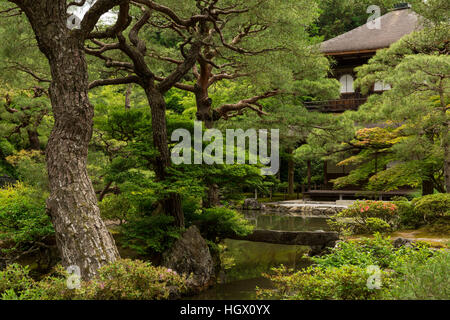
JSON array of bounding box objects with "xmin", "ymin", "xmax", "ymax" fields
[{"xmin": 189, "ymin": 210, "xmax": 330, "ymax": 300}]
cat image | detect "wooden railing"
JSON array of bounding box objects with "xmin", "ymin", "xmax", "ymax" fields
[{"xmin": 304, "ymin": 97, "xmax": 368, "ymax": 113}]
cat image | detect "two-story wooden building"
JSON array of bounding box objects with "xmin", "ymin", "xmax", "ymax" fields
[{"xmin": 304, "ymin": 3, "xmax": 422, "ymax": 200}]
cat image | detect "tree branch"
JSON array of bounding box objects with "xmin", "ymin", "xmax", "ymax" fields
[
  {"xmin": 216, "ymin": 90, "xmax": 280, "ymax": 119},
  {"xmin": 89, "ymin": 75, "xmax": 140, "ymax": 89},
  {"xmin": 82, "ymin": 0, "xmax": 130, "ymax": 39},
  {"xmin": 157, "ymin": 41, "xmax": 202, "ymax": 93}
]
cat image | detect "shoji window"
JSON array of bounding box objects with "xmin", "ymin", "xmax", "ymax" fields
[
  {"xmin": 374, "ymin": 81, "xmax": 391, "ymax": 91},
  {"xmin": 339, "ymin": 74, "xmax": 355, "ymax": 93}
]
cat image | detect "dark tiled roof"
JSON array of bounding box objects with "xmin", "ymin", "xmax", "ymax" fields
[{"xmin": 320, "ymin": 9, "xmax": 422, "ymax": 54}]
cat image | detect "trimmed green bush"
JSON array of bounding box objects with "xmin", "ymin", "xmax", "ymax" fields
[
  {"xmin": 187, "ymin": 207, "xmax": 254, "ymax": 243},
  {"xmin": 395, "ymin": 199, "xmax": 423, "ymax": 228},
  {"xmin": 329, "ymin": 200, "xmax": 399, "ymax": 234},
  {"xmin": 412, "ymin": 193, "xmax": 450, "ymax": 223}
]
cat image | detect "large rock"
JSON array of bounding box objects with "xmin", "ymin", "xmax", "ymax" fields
[
  {"xmin": 162, "ymin": 226, "xmax": 215, "ymax": 294},
  {"xmin": 242, "ymin": 198, "xmax": 265, "ymax": 210},
  {"xmin": 393, "ymin": 237, "xmax": 415, "ymax": 248}
]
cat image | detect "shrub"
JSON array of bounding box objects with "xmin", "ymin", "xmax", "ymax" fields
[
  {"xmin": 394, "ymin": 199, "xmax": 422, "ymax": 228},
  {"xmin": 182, "ymin": 196, "xmax": 202, "ymax": 217},
  {"xmin": 412, "ymin": 193, "xmax": 450, "ymax": 223},
  {"xmin": 311, "ymin": 234, "xmax": 435, "ymax": 270},
  {"xmin": 0, "ymin": 264, "xmax": 35, "ymax": 298},
  {"xmin": 187, "ymin": 207, "xmax": 254, "ymax": 243},
  {"xmin": 1, "ymin": 259, "xmax": 188, "ymax": 300},
  {"xmin": 119, "ymin": 214, "xmax": 181, "ymax": 255},
  {"xmin": 89, "ymin": 259, "xmax": 187, "ymax": 300},
  {"xmin": 99, "ymin": 187, "xmax": 159, "ymax": 225},
  {"xmin": 419, "ymin": 217, "xmax": 450, "ymax": 235},
  {"xmin": 384, "ymin": 251, "xmax": 450, "ymax": 300},
  {"xmin": 330, "ymin": 200, "xmax": 398, "ymax": 234},
  {"xmin": 5, "ymin": 150, "xmax": 48, "ymax": 191},
  {"xmin": 258, "ymin": 264, "xmax": 392, "ymax": 300},
  {"xmin": 99, "ymin": 193, "xmax": 135, "ymax": 225},
  {"xmin": 258, "ymin": 235, "xmax": 443, "ymax": 300},
  {"xmin": 365, "ymin": 218, "xmax": 391, "ymax": 233},
  {"xmin": 0, "ymin": 183, "xmax": 53, "ymax": 259}
]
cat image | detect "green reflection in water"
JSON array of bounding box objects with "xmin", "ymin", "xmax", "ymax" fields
[{"xmin": 189, "ymin": 210, "xmax": 330, "ymax": 300}]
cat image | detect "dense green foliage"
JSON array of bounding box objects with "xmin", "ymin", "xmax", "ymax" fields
[
  {"xmin": 119, "ymin": 215, "xmax": 181, "ymax": 255},
  {"xmin": 386, "ymin": 252, "xmax": 450, "ymax": 300},
  {"xmin": 0, "ymin": 259, "xmax": 187, "ymax": 300},
  {"xmin": 117, "ymin": 206, "xmax": 253, "ymax": 256},
  {"xmin": 0, "ymin": 183, "xmax": 53, "ymax": 260},
  {"xmin": 412, "ymin": 193, "xmax": 450, "ymax": 223},
  {"xmin": 258, "ymin": 235, "xmax": 449, "ymax": 300},
  {"xmin": 0, "ymin": 0, "xmax": 448, "ymax": 301},
  {"xmin": 259, "ymin": 264, "xmax": 392, "ymax": 300},
  {"xmin": 187, "ymin": 207, "xmax": 254, "ymax": 244},
  {"xmin": 312, "ymin": 0, "xmax": 398, "ymax": 40},
  {"xmin": 330, "ymin": 195, "xmax": 450, "ymax": 235}
]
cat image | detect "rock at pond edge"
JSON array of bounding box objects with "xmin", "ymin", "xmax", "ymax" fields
[{"xmin": 162, "ymin": 226, "xmax": 215, "ymax": 295}]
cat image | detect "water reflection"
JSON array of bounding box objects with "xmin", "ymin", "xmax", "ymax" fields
[
  {"xmin": 189, "ymin": 210, "xmax": 330, "ymax": 300},
  {"xmin": 187, "ymin": 277, "xmax": 275, "ymax": 300}
]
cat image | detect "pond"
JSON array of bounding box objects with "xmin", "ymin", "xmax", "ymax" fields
[{"xmin": 188, "ymin": 210, "xmax": 330, "ymax": 300}]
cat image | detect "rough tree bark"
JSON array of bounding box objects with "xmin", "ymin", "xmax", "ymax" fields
[
  {"xmin": 11, "ymin": 0, "xmax": 120, "ymax": 280},
  {"xmin": 195, "ymin": 71, "xmax": 221, "ymax": 208},
  {"xmin": 145, "ymin": 85, "xmax": 184, "ymax": 227},
  {"xmin": 124, "ymin": 84, "xmax": 132, "ymax": 109},
  {"xmin": 194, "ymin": 60, "xmax": 214, "ymax": 129},
  {"xmin": 287, "ymin": 149, "xmax": 295, "ymax": 195},
  {"xmin": 439, "ymin": 83, "xmax": 450, "ymax": 193},
  {"xmin": 27, "ymin": 129, "xmax": 40, "ymax": 150},
  {"xmin": 307, "ymin": 160, "xmax": 312, "ymax": 191}
]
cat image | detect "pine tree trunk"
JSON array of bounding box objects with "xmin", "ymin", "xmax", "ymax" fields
[
  {"xmin": 125, "ymin": 84, "xmax": 132, "ymax": 109},
  {"xmin": 422, "ymin": 179, "xmax": 434, "ymax": 196},
  {"xmin": 444, "ymin": 144, "xmax": 450, "ymax": 193},
  {"xmin": 145, "ymin": 86, "xmax": 184, "ymax": 227},
  {"xmin": 443, "ymin": 113, "xmax": 450, "ymax": 193},
  {"xmin": 205, "ymin": 184, "xmax": 220, "ymax": 208},
  {"xmin": 45, "ymin": 38, "xmax": 120, "ymax": 281},
  {"xmin": 16, "ymin": 1, "xmax": 120, "ymax": 280},
  {"xmin": 307, "ymin": 160, "xmax": 312, "ymax": 191},
  {"xmin": 27, "ymin": 128, "xmax": 40, "ymax": 150},
  {"xmin": 439, "ymin": 85, "xmax": 450, "ymax": 193},
  {"xmin": 287, "ymin": 149, "xmax": 295, "ymax": 195},
  {"xmin": 195, "ymin": 84, "xmax": 214, "ymax": 129},
  {"xmin": 194, "ymin": 66, "xmax": 220, "ymax": 207}
]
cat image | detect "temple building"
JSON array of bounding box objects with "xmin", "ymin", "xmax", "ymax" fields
[{"xmin": 304, "ymin": 3, "xmax": 422, "ymax": 200}]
